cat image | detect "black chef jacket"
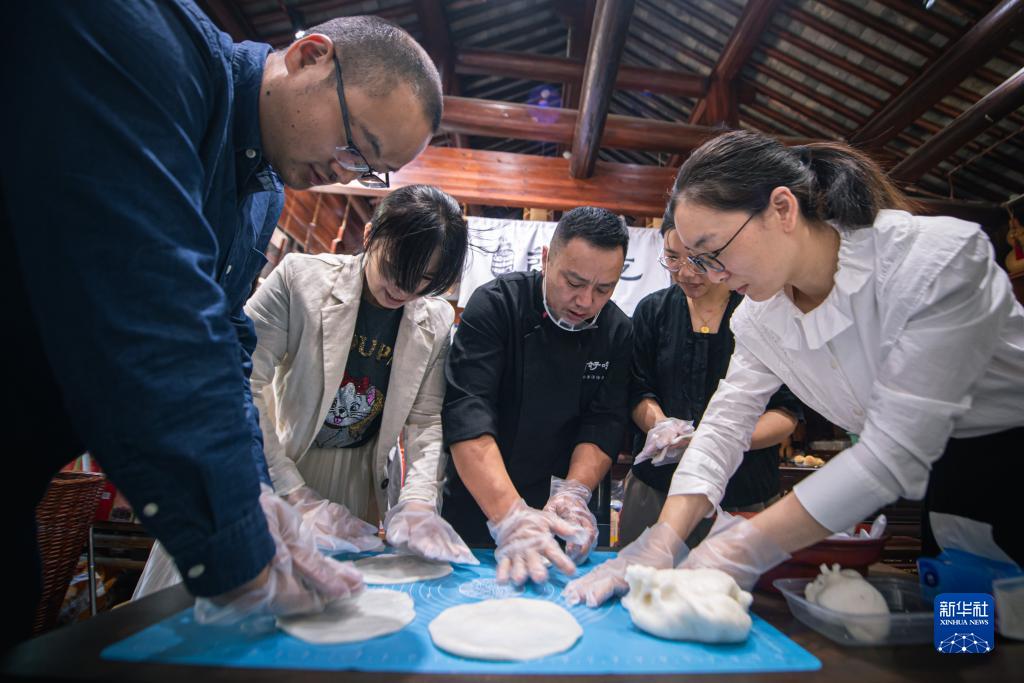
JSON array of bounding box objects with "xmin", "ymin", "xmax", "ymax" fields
[
  {"xmin": 630, "ymin": 286, "xmax": 804, "ymax": 507},
  {"xmin": 442, "ymin": 270, "xmax": 633, "ymax": 544}
]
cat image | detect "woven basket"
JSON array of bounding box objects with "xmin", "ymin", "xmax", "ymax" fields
[{"xmin": 33, "ymin": 471, "xmax": 106, "ymax": 635}]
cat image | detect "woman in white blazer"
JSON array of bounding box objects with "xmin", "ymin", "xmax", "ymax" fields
[
  {"xmin": 564, "ymin": 130, "xmax": 1024, "ymax": 608},
  {"xmin": 135, "ymin": 185, "xmax": 475, "ymax": 598},
  {"xmin": 247, "ymin": 184, "xmax": 475, "ymax": 565}
]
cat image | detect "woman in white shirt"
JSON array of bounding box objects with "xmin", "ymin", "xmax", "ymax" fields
[{"xmin": 564, "ymin": 130, "xmax": 1024, "ymax": 606}]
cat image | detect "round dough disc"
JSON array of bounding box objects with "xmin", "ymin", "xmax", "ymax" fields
[
  {"xmin": 428, "ymin": 598, "xmax": 583, "ymax": 661},
  {"xmin": 354, "ymin": 554, "xmax": 453, "ymax": 584},
  {"xmin": 277, "ymin": 589, "xmax": 415, "ymax": 644}
]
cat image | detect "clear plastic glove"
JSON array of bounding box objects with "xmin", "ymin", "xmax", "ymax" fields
[
  {"xmin": 634, "ymin": 418, "xmax": 694, "ymax": 467},
  {"xmin": 487, "ymin": 498, "xmax": 586, "ymax": 587},
  {"xmin": 679, "ymin": 508, "xmax": 791, "ymax": 591},
  {"xmin": 562, "ymin": 522, "xmax": 686, "ymax": 608},
  {"xmin": 194, "ymin": 484, "xmax": 364, "ymax": 625},
  {"xmin": 284, "ymin": 485, "xmax": 384, "ymax": 553},
  {"xmin": 543, "ymin": 477, "xmax": 598, "ymax": 563},
  {"xmin": 384, "ymin": 500, "xmax": 479, "ymax": 565}
]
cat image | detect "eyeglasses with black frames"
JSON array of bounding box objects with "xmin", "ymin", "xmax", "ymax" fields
[
  {"xmin": 332, "ymin": 55, "xmax": 389, "ymax": 189},
  {"xmin": 685, "ymin": 211, "xmax": 757, "ymax": 274}
]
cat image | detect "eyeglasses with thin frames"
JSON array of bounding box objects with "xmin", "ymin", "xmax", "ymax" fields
[
  {"xmin": 657, "ymin": 252, "xmax": 701, "ymax": 273},
  {"xmin": 332, "ymin": 55, "xmax": 389, "ymax": 189},
  {"xmin": 686, "ymin": 211, "xmax": 757, "ymax": 274}
]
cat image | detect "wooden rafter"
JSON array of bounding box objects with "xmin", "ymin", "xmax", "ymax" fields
[
  {"xmin": 454, "ymin": 48, "xmax": 705, "ymax": 99},
  {"xmin": 554, "ymin": 0, "xmax": 595, "ymax": 111},
  {"xmin": 890, "ymin": 67, "xmax": 1024, "ymax": 184},
  {"xmin": 440, "ymin": 95, "xmax": 817, "ymax": 153},
  {"xmin": 412, "ymin": 0, "xmax": 465, "ymax": 148},
  {"xmin": 308, "ymin": 146, "xmax": 999, "ymax": 225},
  {"xmin": 851, "ymin": 0, "xmax": 1024, "ymax": 149},
  {"xmin": 690, "ymin": 0, "xmax": 782, "ymax": 127},
  {"xmin": 316, "ymin": 146, "xmax": 671, "ymax": 216},
  {"xmin": 570, "ymin": 0, "xmax": 636, "ymax": 178}
]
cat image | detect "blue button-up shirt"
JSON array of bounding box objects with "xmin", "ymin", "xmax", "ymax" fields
[{"xmin": 3, "ymin": 0, "xmax": 283, "ymax": 595}]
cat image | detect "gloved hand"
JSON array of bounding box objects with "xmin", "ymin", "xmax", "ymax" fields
[
  {"xmin": 543, "ymin": 477, "xmax": 598, "ymax": 563},
  {"xmin": 562, "ymin": 522, "xmax": 686, "ymax": 607},
  {"xmin": 679, "ymin": 509, "xmax": 791, "ymax": 591},
  {"xmin": 487, "ymin": 498, "xmax": 586, "ymax": 587},
  {"xmin": 384, "ymin": 500, "xmax": 479, "ymax": 565},
  {"xmin": 194, "ymin": 484, "xmax": 364, "ymax": 624},
  {"xmin": 634, "ymin": 418, "xmax": 694, "ymax": 467},
  {"xmin": 284, "ymin": 485, "xmax": 384, "ymax": 553}
]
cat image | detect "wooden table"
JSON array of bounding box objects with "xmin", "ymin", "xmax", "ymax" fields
[{"xmin": 2, "ymin": 581, "xmax": 1020, "ymax": 683}]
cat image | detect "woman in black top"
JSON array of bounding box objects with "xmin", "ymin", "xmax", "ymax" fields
[{"xmin": 619, "ymin": 215, "xmax": 803, "ymax": 547}]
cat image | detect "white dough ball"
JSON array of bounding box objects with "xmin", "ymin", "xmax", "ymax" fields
[
  {"xmin": 622, "ymin": 565, "xmax": 753, "ymax": 643},
  {"xmin": 804, "ymin": 563, "xmax": 890, "ymax": 642}
]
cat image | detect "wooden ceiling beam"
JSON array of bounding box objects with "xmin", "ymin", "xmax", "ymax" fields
[
  {"xmin": 412, "ymin": 0, "xmax": 465, "ymax": 148},
  {"xmin": 439, "ymin": 96, "xmax": 817, "ymax": 154},
  {"xmin": 890, "ymin": 67, "xmax": 1024, "ymax": 183},
  {"xmin": 850, "ymin": 0, "xmax": 1024, "ymax": 149},
  {"xmin": 309, "ymin": 146, "xmax": 1005, "ymax": 223},
  {"xmin": 412, "ymin": 0, "xmax": 451, "ymax": 68},
  {"xmin": 745, "ymin": 76, "xmax": 854, "ymax": 136},
  {"xmin": 691, "ymin": 0, "xmax": 782, "ymax": 127},
  {"xmin": 315, "ymin": 145, "xmax": 675, "ymax": 217},
  {"xmin": 744, "ymin": 102, "xmax": 819, "ymax": 139},
  {"xmin": 759, "ymin": 44, "xmax": 882, "ymax": 113},
  {"xmin": 454, "ymin": 48, "xmax": 706, "ymax": 99},
  {"xmin": 784, "ymin": 5, "xmax": 915, "ymax": 81},
  {"xmin": 815, "ymin": 0, "xmax": 937, "ymax": 61},
  {"xmin": 570, "ymin": 0, "xmax": 635, "ymax": 178},
  {"xmin": 555, "ymin": 0, "xmax": 595, "ymax": 111},
  {"xmin": 770, "ymin": 26, "xmax": 895, "ymax": 98}
]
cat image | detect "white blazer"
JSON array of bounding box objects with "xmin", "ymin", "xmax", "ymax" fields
[{"xmin": 245, "ymin": 252, "xmax": 454, "ymax": 516}]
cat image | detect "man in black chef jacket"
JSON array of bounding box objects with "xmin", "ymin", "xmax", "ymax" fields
[{"xmin": 442, "ymin": 206, "xmax": 633, "ymax": 587}]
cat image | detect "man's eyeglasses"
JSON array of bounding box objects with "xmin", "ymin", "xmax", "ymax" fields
[
  {"xmin": 686, "ymin": 211, "xmax": 757, "ymax": 274},
  {"xmin": 332, "ymin": 55, "xmax": 389, "ymax": 189}
]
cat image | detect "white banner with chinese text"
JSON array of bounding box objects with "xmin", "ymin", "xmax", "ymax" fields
[{"xmin": 457, "ymin": 216, "xmax": 670, "ymax": 317}]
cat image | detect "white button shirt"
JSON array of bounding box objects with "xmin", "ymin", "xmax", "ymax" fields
[{"xmin": 669, "ymin": 210, "xmax": 1024, "ymax": 532}]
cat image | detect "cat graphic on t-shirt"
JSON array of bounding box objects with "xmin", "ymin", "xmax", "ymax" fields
[{"xmin": 314, "ymin": 371, "xmax": 384, "ymax": 448}]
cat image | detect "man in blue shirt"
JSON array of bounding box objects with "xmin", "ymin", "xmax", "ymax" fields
[{"xmin": 2, "ymin": 0, "xmax": 441, "ymax": 643}]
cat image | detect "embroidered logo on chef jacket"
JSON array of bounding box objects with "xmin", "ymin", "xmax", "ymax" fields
[{"xmin": 583, "ymin": 360, "xmax": 609, "ymax": 381}]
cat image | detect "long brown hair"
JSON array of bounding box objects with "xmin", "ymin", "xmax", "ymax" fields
[{"xmin": 670, "ymin": 130, "xmax": 916, "ymax": 228}]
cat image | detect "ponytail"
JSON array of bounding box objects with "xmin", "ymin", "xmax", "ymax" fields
[
  {"xmin": 671, "ymin": 130, "xmax": 916, "ymax": 229},
  {"xmin": 796, "ymin": 142, "xmax": 916, "ymax": 226}
]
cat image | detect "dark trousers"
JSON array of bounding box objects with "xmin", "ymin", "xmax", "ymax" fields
[{"xmin": 921, "ymin": 426, "xmax": 1023, "ymax": 565}]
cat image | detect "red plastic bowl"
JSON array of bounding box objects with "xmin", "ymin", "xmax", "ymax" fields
[{"xmin": 734, "ymin": 513, "xmax": 889, "ymax": 593}]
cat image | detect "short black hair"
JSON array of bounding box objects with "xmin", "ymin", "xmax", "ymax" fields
[
  {"xmin": 303, "ymin": 16, "xmax": 443, "ymax": 131},
  {"xmin": 550, "ymin": 206, "xmax": 629, "ymax": 257},
  {"xmin": 366, "ymin": 185, "xmax": 467, "ymax": 296},
  {"xmin": 659, "ymin": 204, "xmax": 675, "ymax": 237}
]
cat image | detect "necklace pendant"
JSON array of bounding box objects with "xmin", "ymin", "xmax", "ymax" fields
[{"xmin": 700, "ymin": 325, "xmax": 711, "ymax": 334}]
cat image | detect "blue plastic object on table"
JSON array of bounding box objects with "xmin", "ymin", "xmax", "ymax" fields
[{"xmin": 102, "ymin": 550, "xmax": 821, "ymax": 675}]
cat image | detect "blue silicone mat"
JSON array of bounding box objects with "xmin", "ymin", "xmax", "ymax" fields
[{"xmin": 103, "ymin": 550, "xmax": 821, "ymax": 674}]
